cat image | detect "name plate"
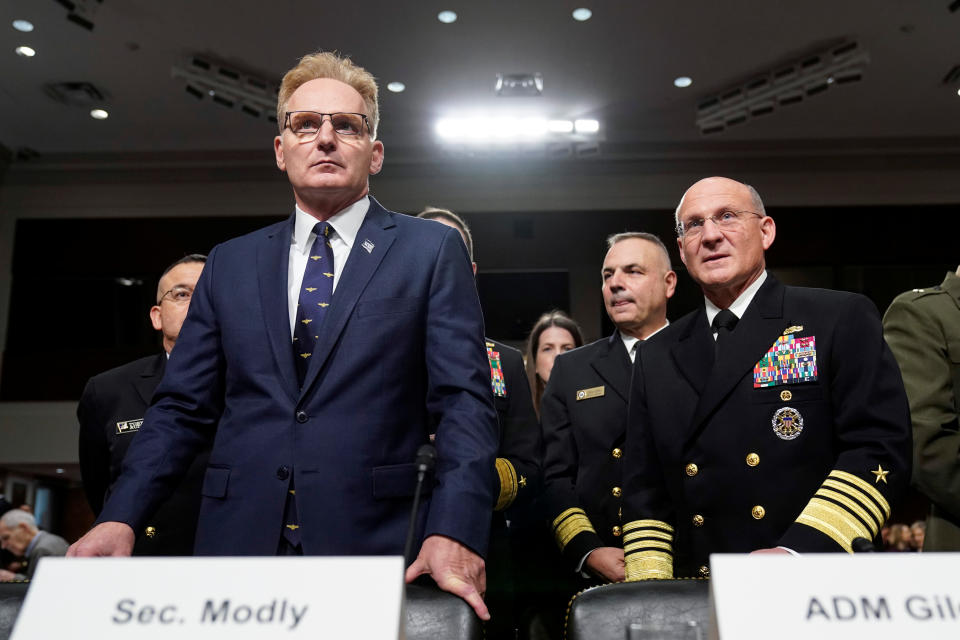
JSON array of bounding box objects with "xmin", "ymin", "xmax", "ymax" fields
[
  {"xmin": 11, "ymin": 556, "xmax": 405, "ymax": 639},
  {"xmin": 709, "ymin": 553, "xmax": 960, "ymax": 640}
]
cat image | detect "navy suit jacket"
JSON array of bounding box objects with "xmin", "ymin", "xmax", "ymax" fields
[{"xmin": 100, "ymin": 197, "xmax": 498, "ymax": 557}]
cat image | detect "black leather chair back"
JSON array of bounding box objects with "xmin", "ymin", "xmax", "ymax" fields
[
  {"xmin": 566, "ymin": 580, "xmax": 710, "ymax": 640},
  {"xmin": 0, "ymin": 583, "xmax": 28, "ymax": 640}
]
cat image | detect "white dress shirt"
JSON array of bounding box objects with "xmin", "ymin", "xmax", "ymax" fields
[
  {"xmin": 704, "ymin": 270, "xmax": 767, "ymax": 339},
  {"xmin": 287, "ymin": 197, "xmax": 369, "ymax": 336}
]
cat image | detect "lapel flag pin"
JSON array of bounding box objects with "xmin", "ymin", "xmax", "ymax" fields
[{"xmin": 361, "ymin": 239, "xmax": 375, "ymax": 253}]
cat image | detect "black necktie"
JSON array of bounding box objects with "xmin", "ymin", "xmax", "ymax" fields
[
  {"xmin": 293, "ymin": 222, "xmax": 335, "ymax": 387},
  {"xmin": 712, "ymin": 308, "xmax": 739, "ymax": 356}
]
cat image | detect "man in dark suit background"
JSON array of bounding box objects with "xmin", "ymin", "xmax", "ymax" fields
[
  {"xmin": 77, "ymin": 254, "xmax": 208, "ymax": 555},
  {"xmin": 69, "ymin": 51, "xmax": 498, "ymax": 619},
  {"xmin": 622, "ymin": 177, "xmax": 911, "ymax": 580},
  {"xmin": 541, "ymin": 232, "xmax": 676, "ymax": 582}
]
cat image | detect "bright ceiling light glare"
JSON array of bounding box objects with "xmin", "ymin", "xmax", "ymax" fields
[
  {"xmin": 55, "ymin": 468, "xmax": 64, "ymax": 474},
  {"xmin": 15, "ymin": 45, "xmax": 35, "ymax": 57},
  {"xmin": 548, "ymin": 120, "xmax": 574, "ymax": 133},
  {"xmin": 572, "ymin": 8, "xmax": 593, "ymax": 21},
  {"xmin": 574, "ymin": 119, "xmax": 599, "ymax": 133},
  {"xmin": 436, "ymin": 117, "xmax": 552, "ymax": 142},
  {"xmin": 437, "ymin": 10, "xmax": 457, "ymax": 24},
  {"xmin": 674, "ymin": 76, "xmax": 693, "ymax": 88},
  {"xmin": 957, "ymin": 88, "xmax": 960, "ymax": 97},
  {"xmin": 387, "ymin": 81, "xmax": 406, "ymax": 93},
  {"xmin": 12, "ymin": 19, "xmax": 34, "ymax": 32},
  {"xmin": 90, "ymin": 108, "xmax": 109, "ymax": 120}
]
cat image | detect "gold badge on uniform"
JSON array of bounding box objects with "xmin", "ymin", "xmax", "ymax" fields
[
  {"xmin": 116, "ymin": 418, "xmax": 143, "ymax": 435},
  {"xmin": 576, "ymin": 386, "xmax": 605, "ymax": 401},
  {"xmin": 772, "ymin": 407, "xmax": 803, "ymax": 440}
]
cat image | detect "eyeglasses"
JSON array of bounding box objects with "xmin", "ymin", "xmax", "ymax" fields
[
  {"xmin": 676, "ymin": 210, "xmax": 763, "ymax": 239},
  {"xmin": 283, "ymin": 111, "xmax": 370, "ymax": 141},
  {"xmin": 158, "ymin": 285, "xmax": 193, "ymax": 305}
]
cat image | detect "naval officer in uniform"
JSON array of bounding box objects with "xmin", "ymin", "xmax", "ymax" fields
[
  {"xmin": 621, "ymin": 177, "xmax": 911, "ymax": 580},
  {"xmin": 541, "ymin": 232, "xmax": 676, "ymax": 581}
]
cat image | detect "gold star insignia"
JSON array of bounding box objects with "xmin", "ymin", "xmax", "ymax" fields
[
  {"xmin": 310, "ymin": 256, "xmax": 322, "ymax": 261},
  {"xmin": 518, "ymin": 476, "xmax": 527, "ymax": 488},
  {"xmin": 318, "ymin": 302, "xmax": 329, "ymax": 307},
  {"xmin": 323, "ymin": 272, "xmax": 333, "ymax": 278},
  {"xmin": 305, "ymin": 287, "xmax": 317, "ymax": 292},
  {"xmin": 871, "ymin": 465, "xmax": 889, "ymax": 484},
  {"xmin": 301, "ymin": 318, "xmax": 312, "ymax": 324},
  {"xmin": 300, "ymin": 353, "xmax": 311, "ymax": 359}
]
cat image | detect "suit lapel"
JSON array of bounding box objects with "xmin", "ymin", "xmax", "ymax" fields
[
  {"xmin": 258, "ymin": 215, "xmax": 299, "ymax": 403},
  {"xmin": 133, "ymin": 352, "xmax": 166, "ymax": 406},
  {"xmin": 685, "ymin": 275, "xmax": 787, "ymax": 445},
  {"xmin": 589, "ymin": 333, "xmax": 631, "ymax": 402},
  {"xmin": 299, "ymin": 198, "xmax": 397, "ymax": 398},
  {"xmin": 669, "ymin": 310, "xmax": 714, "ymax": 397}
]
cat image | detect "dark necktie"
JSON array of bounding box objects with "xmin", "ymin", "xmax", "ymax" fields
[
  {"xmin": 293, "ymin": 222, "xmax": 335, "ymax": 388},
  {"xmin": 712, "ymin": 308, "xmax": 739, "ymax": 357}
]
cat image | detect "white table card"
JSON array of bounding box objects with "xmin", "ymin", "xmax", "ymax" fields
[
  {"xmin": 11, "ymin": 555, "xmax": 405, "ymax": 639},
  {"xmin": 709, "ymin": 553, "xmax": 960, "ymax": 640}
]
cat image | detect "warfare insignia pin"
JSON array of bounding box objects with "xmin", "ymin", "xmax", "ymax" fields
[
  {"xmin": 782, "ymin": 325, "xmax": 804, "ymax": 335},
  {"xmin": 772, "ymin": 407, "xmax": 803, "ymax": 440}
]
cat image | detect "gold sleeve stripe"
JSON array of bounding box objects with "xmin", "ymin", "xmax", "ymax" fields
[
  {"xmin": 625, "ymin": 551, "xmax": 673, "ymax": 581},
  {"xmin": 551, "ymin": 508, "xmax": 597, "ymax": 550},
  {"xmin": 494, "ymin": 458, "xmax": 518, "ymax": 511},
  {"xmin": 624, "ymin": 529, "xmax": 673, "ymax": 544},
  {"xmin": 817, "ymin": 486, "xmax": 881, "ymax": 534},
  {"xmin": 828, "ymin": 470, "xmax": 890, "ymax": 518},
  {"xmin": 623, "ymin": 519, "xmax": 674, "ymax": 534},
  {"xmin": 796, "ymin": 498, "xmax": 872, "ymax": 552},
  {"xmin": 821, "ymin": 478, "xmax": 884, "ymax": 529},
  {"xmin": 624, "ymin": 539, "xmax": 672, "ymax": 554}
]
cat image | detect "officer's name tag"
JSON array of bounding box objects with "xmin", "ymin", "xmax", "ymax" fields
[
  {"xmin": 115, "ymin": 418, "xmax": 143, "ymax": 435},
  {"xmin": 576, "ymin": 386, "xmax": 605, "ymax": 401},
  {"xmin": 709, "ymin": 553, "xmax": 960, "ymax": 640},
  {"xmin": 11, "ymin": 556, "xmax": 404, "ymax": 639}
]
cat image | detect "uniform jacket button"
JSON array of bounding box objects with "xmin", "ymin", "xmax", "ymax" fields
[
  {"xmin": 692, "ymin": 514, "xmax": 704, "ymax": 527},
  {"xmin": 698, "ymin": 565, "xmax": 710, "ymax": 578},
  {"xmin": 612, "ymin": 448, "xmax": 623, "ymax": 459},
  {"xmin": 295, "ymin": 411, "xmax": 309, "ymax": 423},
  {"xmin": 611, "ymin": 486, "xmax": 622, "ymax": 498},
  {"xmin": 685, "ymin": 463, "xmax": 699, "ymax": 477},
  {"xmin": 277, "ymin": 465, "xmax": 290, "ymax": 480},
  {"xmin": 752, "ymin": 505, "xmax": 766, "ymax": 520},
  {"xmin": 144, "ymin": 526, "xmax": 156, "ymax": 539},
  {"xmin": 746, "ymin": 453, "xmax": 760, "ymax": 467},
  {"xmin": 612, "ymin": 526, "xmax": 622, "ymax": 537}
]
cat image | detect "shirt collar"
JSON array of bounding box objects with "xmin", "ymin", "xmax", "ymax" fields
[
  {"xmin": 704, "ymin": 270, "xmax": 767, "ymax": 328},
  {"xmin": 293, "ymin": 196, "xmax": 369, "ymax": 252},
  {"xmin": 619, "ymin": 320, "xmax": 669, "ymax": 355}
]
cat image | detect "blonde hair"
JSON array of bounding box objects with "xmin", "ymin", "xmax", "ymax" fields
[{"xmin": 276, "ymin": 51, "xmax": 380, "ymax": 138}]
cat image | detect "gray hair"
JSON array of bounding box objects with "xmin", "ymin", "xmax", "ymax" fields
[
  {"xmin": 0, "ymin": 509, "xmax": 36, "ymax": 531},
  {"xmin": 606, "ymin": 231, "xmax": 673, "ymax": 272}
]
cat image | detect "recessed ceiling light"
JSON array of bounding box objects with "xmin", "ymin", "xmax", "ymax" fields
[
  {"xmin": 15, "ymin": 45, "xmax": 35, "ymax": 57},
  {"xmin": 572, "ymin": 8, "xmax": 592, "ymax": 21},
  {"xmin": 12, "ymin": 19, "xmax": 34, "ymax": 32},
  {"xmin": 55, "ymin": 468, "xmax": 64, "ymax": 474},
  {"xmin": 90, "ymin": 108, "xmax": 109, "ymax": 120},
  {"xmin": 387, "ymin": 81, "xmax": 406, "ymax": 93},
  {"xmin": 957, "ymin": 88, "xmax": 960, "ymax": 97},
  {"xmin": 437, "ymin": 10, "xmax": 457, "ymax": 24},
  {"xmin": 674, "ymin": 76, "xmax": 693, "ymax": 88}
]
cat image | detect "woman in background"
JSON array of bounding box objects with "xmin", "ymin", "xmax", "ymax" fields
[{"xmin": 525, "ymin": 310, "xmax": 584, "ymax": 416}]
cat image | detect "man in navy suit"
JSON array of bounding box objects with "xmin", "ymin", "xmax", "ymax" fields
[{"xmin": 68, "ymin": 51, "xmax": 498, "ymax": 619}]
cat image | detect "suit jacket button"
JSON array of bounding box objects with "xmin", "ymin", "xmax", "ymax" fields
[
  {"xmin": 612, "ymin": 526, "xmax": 622, "ymax": 537},
  {"xmin": 692, "ymin": 514, "xmax": 705, "ymax": 527},
  {"xmin": 752, "ymin": 505, "xmax": 766, "ymax": 520},
  {"xmin": 144, "ymin": 526, "xmax": 156, "ymax": 538},
  {"xmin": 277, "ymin": 465, "xmax": 290, "ymax": 480},
  {"xmin": 611, "ymin": 486, "xmax": 622, "ymax": 498},
  {"xmin": 698, "ymin": 565, "xmax": 710, "ymax": 578},
  {"xmin": 611, "ymin": 448, "xmax": 623, "ymax": 459},
  {"xmin": 295, "ymin": 411, "xmax": 309, "ymax": 423},
  {"xmin": 685, "ymin": 463, "xmax": 699, "ymax": 477},
  {"xmin": 746, "ymin": 453, "xmax": 760, "ymax": 467}
]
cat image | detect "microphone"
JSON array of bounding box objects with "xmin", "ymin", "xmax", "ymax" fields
[
  {"xmin": 851, "ymin": 537, "xmax": 876, "ymax": 553},
  {"xmin": 403, "ymin": 444, "xmax": 437, "ymax": 566}
]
